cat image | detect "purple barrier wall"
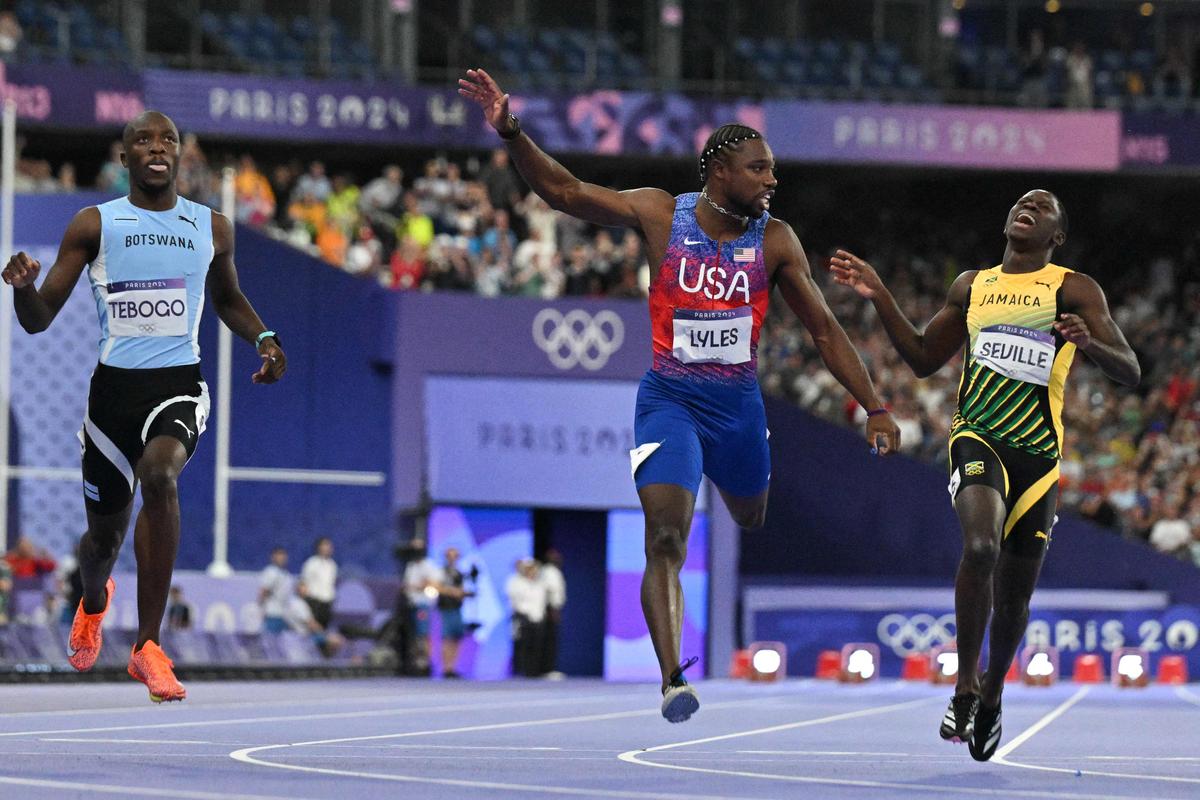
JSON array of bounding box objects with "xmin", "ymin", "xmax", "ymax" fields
[{"xmin": 745, "ymin": 397, "xmax": 1200, "ymax": 605}]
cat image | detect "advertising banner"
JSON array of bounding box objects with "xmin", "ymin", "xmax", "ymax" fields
[
  {"xmin": 765, "ymin": 100, "xmax": 1122, "ymax": 171},
  {"xmin": 424, "ymin": 375, "xmax": 644, "ymax": 510},
  {"xmin": 1120, "ymin": 112, "xmax": 1200, "ymax": 168},
  {"xmin": 606, "ymin": 509, "xmax": 708, "ymax": 681},
  {"xmin": 144, "ymin": 69, "xmax": 484, "ymax": 146},
  {"xmin": 0, "ymin": 62, "xmax": 142, "ymax": 129},
  {"xmin": 750, "ymin": 601, "xmax": 1200, "ymax": 679}
]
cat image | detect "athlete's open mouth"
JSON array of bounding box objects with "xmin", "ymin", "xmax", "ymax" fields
[
  {"xmin": 1015, "ymin": 212, "xmax": 1036, "ymax": 226},
  {"xmin": 759, "ymin": 190, "xmax": 775, "ymax": 208},
  {"xmin": 148, "ymin": 163, "xmax": 169, "ymax": 173}
]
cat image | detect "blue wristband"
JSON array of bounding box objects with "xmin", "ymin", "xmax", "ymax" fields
[
  {"xmin": 256, "ymin": 330, "xmax": 278, "ymax": 349},
  {"xmin": 866, "ymin": 408, "xmax": 889, "ymax": 417}
]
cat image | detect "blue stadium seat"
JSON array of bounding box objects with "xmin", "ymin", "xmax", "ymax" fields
[{"xmin": 472, "ymin": 25, "xmax": 498, "ymax": 52}]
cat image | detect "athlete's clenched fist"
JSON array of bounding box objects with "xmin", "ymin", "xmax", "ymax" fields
[{"xmin": 2, "ymin": 251, "xmax": 41, "ymax": 288}]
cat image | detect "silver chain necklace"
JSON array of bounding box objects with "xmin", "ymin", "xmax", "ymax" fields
[{"xmin": 700, "ymin": 187, "xmax": 748, "ymax": 226}]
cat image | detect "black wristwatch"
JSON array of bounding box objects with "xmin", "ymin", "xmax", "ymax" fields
[{"xmin": 498, "ymin": 113, "xmax": 521, "ymax": 140}]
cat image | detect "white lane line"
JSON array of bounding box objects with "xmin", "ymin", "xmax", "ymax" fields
[
  {"xmin": 736, "ymin": 750, "xmax": 912, "ymax": 756},
  {"xmin": 229, "ymin": 695, "xmax": 810, "ymax": 800},
  {"xmin": 0, "ymin": 692, "xmax": 629, "ymax": 739},
  {"xmin": 0, "ymin": 776, "xmax": 318, "ymax": 800},
  {"xmin": 1177, "ymin": 686, "xmax": 1200, "ymax": 707},
  {"xmin": 0, "ymin": 691, "xmax": 458, "ymax": 719},
  {"xmin": 993, "ymin": 686, "xmax": 1200, "ymax": 786},
  {"xmin": 0, "ymin": 684, "xmax": 648, "ymax": 721},
  {"xmin": 993, "ymin": 685, "xmax": 1091, "ymax": 761},
  {"xmin": 38, "ymin": 743, "xmax": 218, "ymax": 748},
  {"xmin": 617, "ymin": 696, "xmax": 1145, "ymax": 800}
]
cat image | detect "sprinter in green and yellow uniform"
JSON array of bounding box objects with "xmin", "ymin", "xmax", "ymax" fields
[{"xmin": 830, "ymin": 189, "xmax": 1139, "ymax": 762}]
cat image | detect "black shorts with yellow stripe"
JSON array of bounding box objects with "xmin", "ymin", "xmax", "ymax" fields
[{"xmin": 947, "ymin": 430, "xmax": 1059, "ymax": 558}]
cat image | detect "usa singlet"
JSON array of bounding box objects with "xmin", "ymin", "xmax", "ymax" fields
[
  {"xmin": 947, "ymin": 264, "xmax": 1077, "ymax": 556},
  {"xmin": 77, "ymin": 196, "xmax": 214, "ymax": 514},
  {"xmin": 630, "ymin": 193, "xmax": 773, "ymax": 498},
  {"xmin": 89, "ymin": 195, "xmax": 214, "ymax": 369}
]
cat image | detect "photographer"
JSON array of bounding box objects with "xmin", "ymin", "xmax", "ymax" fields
[
  {"xmin": 401, "ymin": 537, "xmax": 441, "ymax": 676},
  {"xmin": 437, "ymin": 547, "xmax": 475, "ymax": 678}
]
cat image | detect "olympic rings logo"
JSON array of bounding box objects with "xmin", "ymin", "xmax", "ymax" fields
[
  {"xmin": 532, "ymin": 308, "xmax": 625, "ymax": 371},
  {"xmin": 138, "ymin": 324, "xmax": 157, "ymax": 333},
  {"xmin": 876, "ymin": 613, "xmax": 957, "ymax": 656}
]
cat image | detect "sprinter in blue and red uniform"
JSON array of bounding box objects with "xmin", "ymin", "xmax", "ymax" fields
[{"xmin": 461, "ymin": 69, "xmax": 901, "ymax": 723}]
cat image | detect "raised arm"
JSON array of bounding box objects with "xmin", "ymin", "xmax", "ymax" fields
[
  {"xmin": 1057, "ymin": 272, "xmax": 1140, "ymax": 387},
  {"xmin": 206, "ymin": 210, "xmax": 286, "ymax": 384},
  {"xmin": 2, "ymin": 207, "xmax": 99, "ymax": 333},
  {"xmin": 458, "ymin": 69, "xmax": 673, "ymax": 231},
  {"xmin": 830, "ymin": 249, "xmax": 971, "ymax": 379},
  {"xmin": 772, "ymin": 222, "xmax": 900, "ymax": 454}
]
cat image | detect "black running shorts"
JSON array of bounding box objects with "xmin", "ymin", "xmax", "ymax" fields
[
  {"xmin": 947, "ymin": 430, "xmax": 1059, "ymax": 558},
  {"xmin": 78, "ymin": 362, "xmax": 209, "ymax": 515}
]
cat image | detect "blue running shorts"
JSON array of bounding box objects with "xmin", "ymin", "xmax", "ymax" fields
[{"xmin": 631, "ymin": 370, "xmax": 770, "ymax": 498}]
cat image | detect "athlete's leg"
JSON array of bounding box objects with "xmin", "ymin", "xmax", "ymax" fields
[
  {"xmin": 638, "ymin": 482, "xmax": 696, "ymax": 690},
  {"xmin": 717, "ymin": 486, "xmax": 768, "ymax": 530},
  {"xmin": 980, "ymin": 548, "xmax": 1044, "ymax": 708},
  {"xmin": 79, "ymin": 504, "xmax": 134, "ymax": 613},
  {"xmin": 952, "ymin": 484, "xmax": 1006, "ymax": 697},
  {"xmin": 133, "ymin": 436, "xmax": 188, "ymax": 650}
]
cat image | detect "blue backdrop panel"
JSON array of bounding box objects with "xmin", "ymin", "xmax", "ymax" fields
[{"xmin": 746, "ymin": 397, "xmax": 1200, "ymax": 605}]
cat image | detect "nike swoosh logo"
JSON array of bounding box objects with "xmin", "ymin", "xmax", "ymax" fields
[{"xmin": 684, "ymin": 238, "xmax": 702, "ymax": 245}]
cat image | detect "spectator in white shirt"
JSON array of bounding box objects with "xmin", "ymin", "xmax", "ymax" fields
[
  {"xmin": 258, "ymin": 548, "xmax": 294, "ymax": 634},
  {"xmin": 505, "ymin": 559, "xmax": 547, "ymax": 677},
  {"xmin": 1149, "ymin": 499, "xmax": 1192, "ymax": 557},
  {"xmin": 300, "ymin": 537, "xmax": 338, "ymax": 628}
]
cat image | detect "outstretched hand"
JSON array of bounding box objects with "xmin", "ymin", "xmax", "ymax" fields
[
  {"xmin": 457, "ymin": 68, "xmax": 514, "ymax": 134},
  {"xmin": 829, "ymin": 249, "xmax": 884, "ymax": 300}
]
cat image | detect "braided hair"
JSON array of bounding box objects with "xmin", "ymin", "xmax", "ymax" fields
[{"xmin": 698, "ymin": 124, "xmax": 763, "ymax": 184}]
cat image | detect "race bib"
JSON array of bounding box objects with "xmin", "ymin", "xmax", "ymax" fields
[
  {"xmin": 672, "ymin": 306, "xmax": 752, "ymax": 365},
  {"xmin": 106, "ymin": 278, "xmax": 189, "ymax": 337},
  {"xmin": 973, "ymin": 324, "xmax": 1055, "ymax": 386}
]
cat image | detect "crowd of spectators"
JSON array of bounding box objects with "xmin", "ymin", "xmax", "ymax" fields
[{"xmin": 89, "ymin": 137, "xmax": 652, "ymax": 300}]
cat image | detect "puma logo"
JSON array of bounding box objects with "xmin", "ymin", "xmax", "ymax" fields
[
  {"xmin": 174, "ymin": 420, "xmax": 194, "ymax": 438},
  {"xmin": 1034, "ymin": 280, "xmax": 1052, "ymax": 290},
  {"xmin": 178, "ymin": 215, "xmax": 198, "ymax": 231},
  {"xmin": 1034, "ymin": 530, "xmax": 1048, "ymax": 540}
]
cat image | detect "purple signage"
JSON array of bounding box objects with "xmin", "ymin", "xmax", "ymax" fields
[
  {"xmin": 1121, "ymin": 112, "xmax": 1200, "ymax": 168},
  {"xmin": 423, "ymin": 375, "xmax": 650, "ymax": 510},
  {"xmin": 389, "ymin": 294, "xmax": 650, "ymax": 508},
  {"xmin": 515, "ymin": 90, "xmax": 763, "ymax": 156},
  {"xmin": 143, "ymin": 69, "xmax": 484, "ymax": 146},
  {"xmin": 0, "ymin": 62, "xmax": 142, "ymax": 129},
  {"xmin": 765, "ymin": 100, "xmax": 1122, "ymax": 171},
  {"xmin": 605, "ymin": 509, "xmax": 707, "ymax": 681}
]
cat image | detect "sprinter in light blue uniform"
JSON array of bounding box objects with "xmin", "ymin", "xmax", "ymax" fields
[
  {"xmin": 90, "ymin": 194, "xmax": 214, "ymax": 369},
  {"xmin": 2, "ymin": 111, "xmax": 287, "ymax": 704}
]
